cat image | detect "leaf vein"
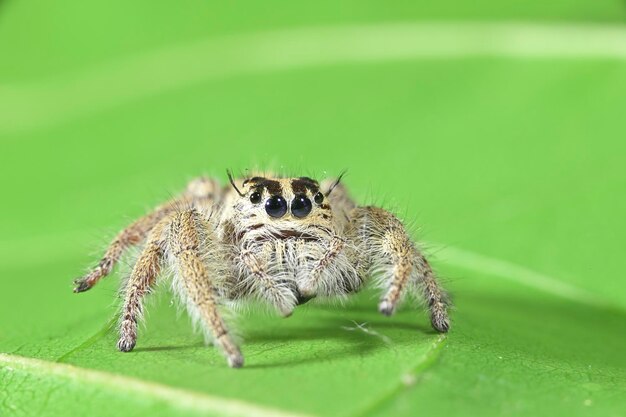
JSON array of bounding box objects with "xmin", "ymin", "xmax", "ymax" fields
[{"xmin": 0, "ymin": 353, "xmax": 317, "ymax": 417}]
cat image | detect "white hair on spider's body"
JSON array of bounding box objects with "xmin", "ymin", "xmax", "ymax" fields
[{"xmin": 73, "ymin": 171, "xmax": 450, "ymax": 368}]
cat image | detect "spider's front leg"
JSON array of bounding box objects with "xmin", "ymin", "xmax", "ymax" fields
[
  {"xmin": 117, "ymin": 209, "xmax": 241, "ymax": 367},
  {"xmin": 169, "ymin": 210, "xmax": 243, "ymax": 368},
  {"xmin": 352, "ymin": 207, "xmax": 450, "ymax": 332}
]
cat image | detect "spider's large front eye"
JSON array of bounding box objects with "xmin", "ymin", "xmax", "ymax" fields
[
  {"xmin": 250, "ymin": 192, "xmax": 261, "ymax": 204},
  {"xmin": 265, "ymin": 195, "xmax": 288, "ymax": 218},
  {"xmin": 291, "ymin": 195, "xmax": 312, "ymax": 218}
]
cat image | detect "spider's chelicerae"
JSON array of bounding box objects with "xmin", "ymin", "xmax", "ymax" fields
[{"xmin": 74, "ymin": 172, "xmax": 450, "ymax": 368}]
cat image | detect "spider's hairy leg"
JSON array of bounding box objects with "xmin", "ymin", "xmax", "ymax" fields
[
  {"xmin": 240, "ymin": 247, "xmax": 297, "ymax": 317},
  {"xmin": 73, "ymin": 212, "xmax": 163, "ymax": 293},
  {"xmin": 409, "ymin": 248, "xmax": 450, "ymax": 332},
  {"xmin": 354, "ymin": 207, "xmax": 450, "ymax": 333},
  {"xmin": 169, "ymin": 210, "xmax": 243, "ymax": 368},
  {"xmin": 73, "ymin": 177, "xmax": 218, "ymax": 293},
  {"xmin": 117, "ymin": 218, "xmax": 169, "ymax": 352}
]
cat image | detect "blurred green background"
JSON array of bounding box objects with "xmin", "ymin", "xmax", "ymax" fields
[{"xmin": 1, "ymin": 1, "xmax": 625, "ymax": 416}]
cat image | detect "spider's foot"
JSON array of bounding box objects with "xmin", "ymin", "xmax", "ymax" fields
[
  {"xmin": 219, "ymin": 336, "xmax": 244, "ymax": 368},
  {"xmin": 378, "ymin": 300, "xmax": 396, "ymax": 316},
  {"xmin": 227, "ymin": 351, "xmax": 244, "ymax": 368},
  {"xmin": 431, "ymin": 311, "xmax": 450, "ymax": 333},
  {"xmin": 73, "ymin": 277, "xmax": 93, "ymax": 293},
  {"xmin": 117, "ymin": 335, "xmax": 136, "ymax": 352}
]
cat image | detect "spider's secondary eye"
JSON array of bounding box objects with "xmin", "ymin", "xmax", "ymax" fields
[
  {"xmin": 249, "ymin": 192, "xmax": 261, "ymax": 204},
  {"xmin": 291, "ymin": 195, "xmax": 312, "ymax": 218},
  {"xmin": 314, "ymin": 192, "xmax": 324, "ymax": 205},
  {"xmin": 265, "ymin": 195, "xmax": 288, "ymax": 218}
]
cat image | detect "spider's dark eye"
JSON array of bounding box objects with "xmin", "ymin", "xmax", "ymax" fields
[
  {"xmin": 265, "ymin": 195, "xmax": 288, "ymax": 218},
  {"xmin": 249, "ymin": 192, "xmax": 261, "ymax": 204},
  {"xmin": 314, "ymin": 192, "xmax": 324, "ymax": 205},
  {"xmin": 291, "ymin": 195, "xmax": 312, "ymax": 218}
]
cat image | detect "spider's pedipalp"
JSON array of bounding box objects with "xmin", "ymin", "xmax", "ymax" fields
[
  {"xmin": 298, "ymin": 235, "xmax": 348, "ymax": 297},
  {"xmin": 238, "ymin": 245, "xmax": 298, "ymax": 317}
]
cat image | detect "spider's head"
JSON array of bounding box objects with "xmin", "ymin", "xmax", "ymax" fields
[{"xmin": 226, "ymin": 172, "xmax": 343, "ymax": 239}]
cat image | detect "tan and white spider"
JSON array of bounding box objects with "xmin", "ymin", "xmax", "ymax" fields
[{"xmin": 73, "ymin": 172, "xmax": 450, "ymax": 368}]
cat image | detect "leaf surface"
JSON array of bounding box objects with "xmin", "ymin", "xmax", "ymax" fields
[{"xmin": 1, "ymin": 1, "xmax": 626, "ymax": 416}]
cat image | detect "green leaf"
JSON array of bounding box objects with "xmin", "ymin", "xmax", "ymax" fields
[{"xmin": 1, "ymin": 1, "xmax": 626, "ymax": 416}]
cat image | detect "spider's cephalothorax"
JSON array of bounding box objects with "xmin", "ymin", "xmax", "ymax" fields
[{"xmin": 73, "ymin": 173, "xmax": 450, "ymax": 368}]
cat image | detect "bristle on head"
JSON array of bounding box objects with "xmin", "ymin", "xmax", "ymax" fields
[
  {"xmin": 326, "ymin": 170, "xmax": 347, "ymax": 197},
  {"xmin": 226, "ymin": 169, "xmax": 245, "ymax": 197}
]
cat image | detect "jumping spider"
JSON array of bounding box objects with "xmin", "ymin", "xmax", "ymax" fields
[{"xmin": 73, "ymin": 172, "xmax": 450, "ymax": 368}]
